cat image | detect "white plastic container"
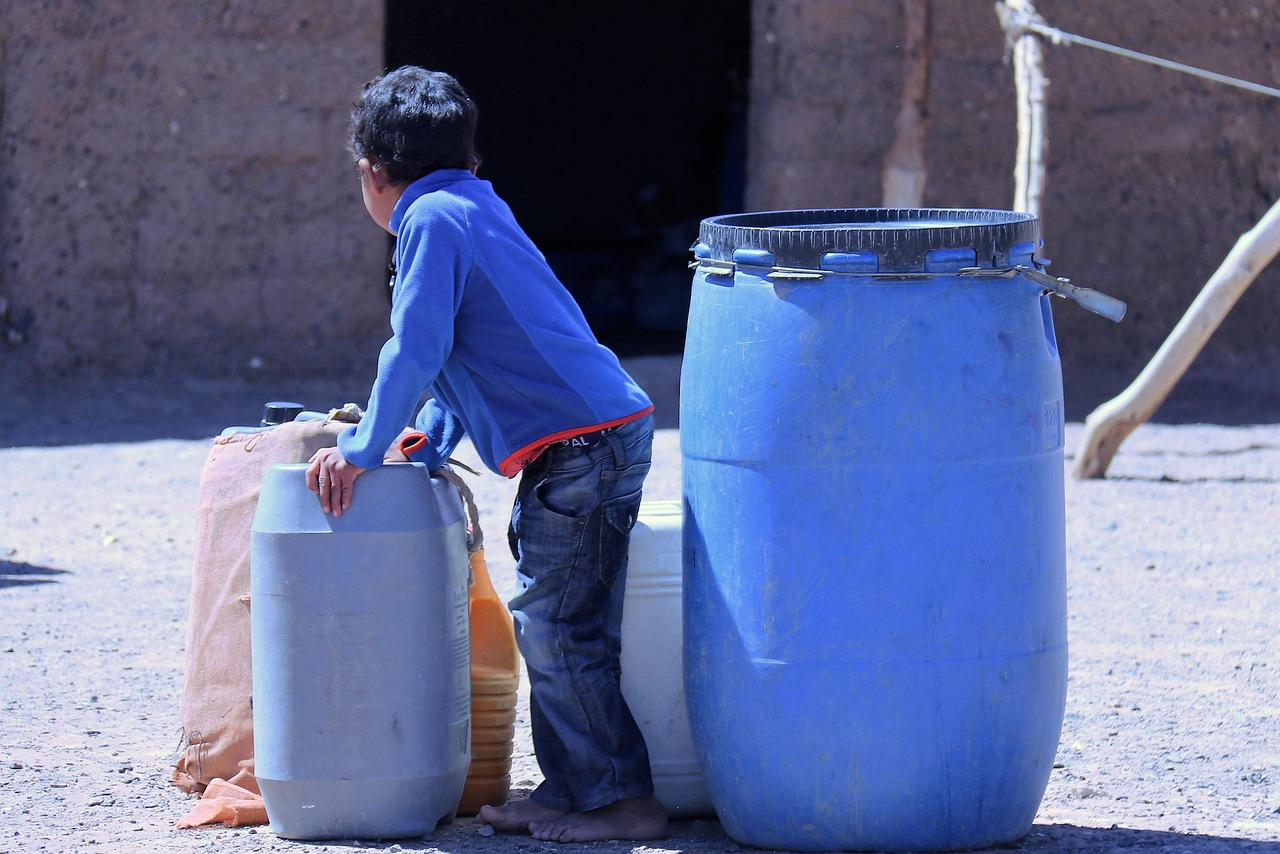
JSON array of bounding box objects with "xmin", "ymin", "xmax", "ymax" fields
[
  {"xmin": 620, "ymin": 499, "xmax": 713, "ymax": 817},
  {"xmin": 250, "ymin": 463, "xmax": 471, "ymax": 840}
]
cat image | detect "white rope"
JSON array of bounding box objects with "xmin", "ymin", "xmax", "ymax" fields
[{"xmin": 1027, "ymin": 21, "xmax": 1280, "ymax": 100}]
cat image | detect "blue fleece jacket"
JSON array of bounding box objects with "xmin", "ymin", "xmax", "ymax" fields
[{"xmin": 337, "ymin": 169, "xmax": 652, "ymax": 477}]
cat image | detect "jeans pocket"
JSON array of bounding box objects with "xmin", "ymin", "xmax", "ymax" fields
[
  {"xmin": 603, "ymin": 487, "xmax": 643, "ymax": 537},
  {"xmin": 598, "ymin": 486, "xmax": 644, "ymax": 589},
  {"xmin": 533, "ymin": 461, "xmax": 602, "ymax": 521}
]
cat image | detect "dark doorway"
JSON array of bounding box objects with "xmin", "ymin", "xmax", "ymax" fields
[{"xmin": 385, "ymin": 2, "xmax": 749, "ymax": 356}]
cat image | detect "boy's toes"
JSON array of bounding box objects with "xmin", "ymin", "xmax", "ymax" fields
[
  {"xmin": 528, "ymin": 796, "xmax": 668, "ymax": 843},
  {"xmin": 478, "ymin": 798, "xmax": 569, "ymax": 834}
]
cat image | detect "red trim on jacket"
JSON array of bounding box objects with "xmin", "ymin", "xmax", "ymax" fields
[
  {"xmin": 398, "ymin": 431, "xmax": 430, "ymax": 457},
  {"xmin": 498, "ymin": 406, "xmax": 653, "ymax": 478}
]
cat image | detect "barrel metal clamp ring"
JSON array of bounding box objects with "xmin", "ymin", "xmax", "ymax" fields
[{"xmin": 689, "ymin": 260, "xmax": 1127, "ymax": 322}]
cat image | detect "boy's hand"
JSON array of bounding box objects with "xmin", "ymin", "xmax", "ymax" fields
[{"xmin": 306, "ymin": 446, "xmax": 367, "ymax": 518}]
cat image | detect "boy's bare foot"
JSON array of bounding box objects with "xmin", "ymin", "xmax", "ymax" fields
[
  {"xmin": 528, "ymin": 794, "xmax": 668, "ymax": 843},
  {"xmin": 477, "ymin": 798, "xmax": 568, "ymax": 833}
]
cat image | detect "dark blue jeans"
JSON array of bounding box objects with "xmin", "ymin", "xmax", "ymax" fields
[{"xmin": 507, "ymin": 414, "xmax": 655, "ymax": 812}]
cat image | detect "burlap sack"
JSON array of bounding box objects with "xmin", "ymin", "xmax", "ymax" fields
[{"xmin": 172, "ymin": 418, "xmax": 350, "ymax": 792}]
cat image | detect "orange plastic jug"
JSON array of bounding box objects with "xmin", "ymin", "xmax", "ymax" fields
[{"xmin": 458, "ymin": 548, "xmax": 521, "ymax": 815}]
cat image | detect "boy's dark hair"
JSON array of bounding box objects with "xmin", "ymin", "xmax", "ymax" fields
[{"xmin": 349, "ymin": 67, "xmax": 479, "ymax": 185}]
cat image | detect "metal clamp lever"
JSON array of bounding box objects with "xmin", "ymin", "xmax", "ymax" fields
[{"xmin": 960, "ymin": 265, "xmax": 1128, "ymax": 323}]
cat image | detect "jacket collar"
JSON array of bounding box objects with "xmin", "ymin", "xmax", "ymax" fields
[{"xmin": 389, "ymin": 168, "xmax": 476, "ymax": 234}]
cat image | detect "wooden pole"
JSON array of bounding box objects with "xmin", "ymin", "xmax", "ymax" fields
[
  {"xmin": 996, "ymin": 0, "xmax": 1049, "ymax": 222},
  {"xmin": 993, "ymin": 2, "xmax": 1275, "ymax": 478},
  {"xmin": 1072, "ymin": 197, "xmax": 1280, "ymax": 478},
  {"xmin": 881, "ymin": 0, "xmax": 932, "ymax": 207}
]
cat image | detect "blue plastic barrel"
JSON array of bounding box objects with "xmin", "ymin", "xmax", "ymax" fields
[
  {"xmin": 251, "ymin": 463, "xmax": 471, "ymax": 840},
  {"xmin": 681, "ymin": 209, "xmax": 1067, "ymax": 852}
]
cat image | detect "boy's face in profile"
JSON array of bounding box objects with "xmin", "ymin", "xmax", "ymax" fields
[{"xmin": 358, "ymin": 158, "xmax": 403, "ymax": 235}]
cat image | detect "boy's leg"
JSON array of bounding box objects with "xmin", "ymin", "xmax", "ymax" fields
[{"xmin": 483, "ymin": 416, "xmax": 665, "ymax": 839}]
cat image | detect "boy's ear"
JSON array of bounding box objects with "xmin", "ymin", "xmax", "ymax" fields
[{"xmin": 359, "ymin": 158, "xmax": 392, "ymax": 193}]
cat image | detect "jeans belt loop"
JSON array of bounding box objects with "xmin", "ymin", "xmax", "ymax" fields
[{"xmin": 603, "ymin": 428, "xmax": 626, "ymax": 468}]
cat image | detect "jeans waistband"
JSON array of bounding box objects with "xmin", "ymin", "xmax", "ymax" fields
[{"xmin": 558, "ymin": 424, "xmax": 618, "ymax": 449}]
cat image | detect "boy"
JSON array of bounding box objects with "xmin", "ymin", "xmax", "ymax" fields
[{"xmin": 306, "ymin": 67, "xmax": 667, "ymax": 843}]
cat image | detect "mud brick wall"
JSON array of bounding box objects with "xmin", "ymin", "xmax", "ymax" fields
[
  {"xmin": 3, "ymin": 0, "xmax": 1278, "ymax": 416},
  {"xmin": 0, "ymin": 1, "xmax": 387, "ymax": 380},
  {"xmin": 747, "ymin": 0, "xmax": 1280, "ymax": 413}
]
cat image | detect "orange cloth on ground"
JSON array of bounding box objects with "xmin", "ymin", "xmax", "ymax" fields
[{"xmin": 176, "ymin": 764, "xmax": 268, "ymax": 829}]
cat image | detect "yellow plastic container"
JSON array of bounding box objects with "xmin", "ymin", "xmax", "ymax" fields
[{"xmin": 458, "ymin": 549, "xmax": 521, "ymax": 815}]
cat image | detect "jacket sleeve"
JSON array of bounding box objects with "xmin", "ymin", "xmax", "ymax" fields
[
  {"xmin": 402, "ymin": 398, "xmax": 467, "ymax": 470},
  {"xmin": 337, "ymin": 200, "xmax": 471, "ymax": 470}
]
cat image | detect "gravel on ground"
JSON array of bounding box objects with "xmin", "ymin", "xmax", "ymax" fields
[{"xmin": 1, "ymin": 364, "xmax": 1277, "ymax": 853}]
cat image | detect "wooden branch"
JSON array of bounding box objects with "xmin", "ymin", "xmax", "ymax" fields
[
  {"xmin": 1073, "ymin": 196, "xmax": 1280, "ymax": 478},
  {"xmin": 881, "ymin": 0, "xmax": 932, "ymax": 207}
]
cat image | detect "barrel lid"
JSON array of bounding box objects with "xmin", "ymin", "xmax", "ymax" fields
[{"xmin": 696, "ymin": 208, "xmax": 1039, "ymax": 272}]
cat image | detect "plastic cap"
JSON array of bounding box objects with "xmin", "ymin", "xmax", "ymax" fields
[{"xmin": 261, "ymin": 401, "xmax": 305, "ymax": 427}]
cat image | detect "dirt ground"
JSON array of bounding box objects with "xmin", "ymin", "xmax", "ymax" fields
[{"xmin": 1, "ymin": 355, "xmax": 1278, "ymax": 853}]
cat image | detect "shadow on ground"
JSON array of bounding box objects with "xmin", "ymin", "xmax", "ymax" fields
[
  {"xmin": 0, "ymin": 560, "xmax": 70, "ymax": 589},
  {"xmin": 1005, "ymin": 822, "xmax": 1280, "ymax": 852},
  {"xmin": 379, "ymin": 817, "xmax": 1280, "ymax": 853},
  {"xmin": 3, "ymin": 355, "xmax": 1277, "ymax": 449},
  {"xmin": 0, "ymin": 375, "xmax": 371, "ymax": 448},
  {"xmin": 0, "ymin": 356, "xmax": 685, "ymax": 449}
]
